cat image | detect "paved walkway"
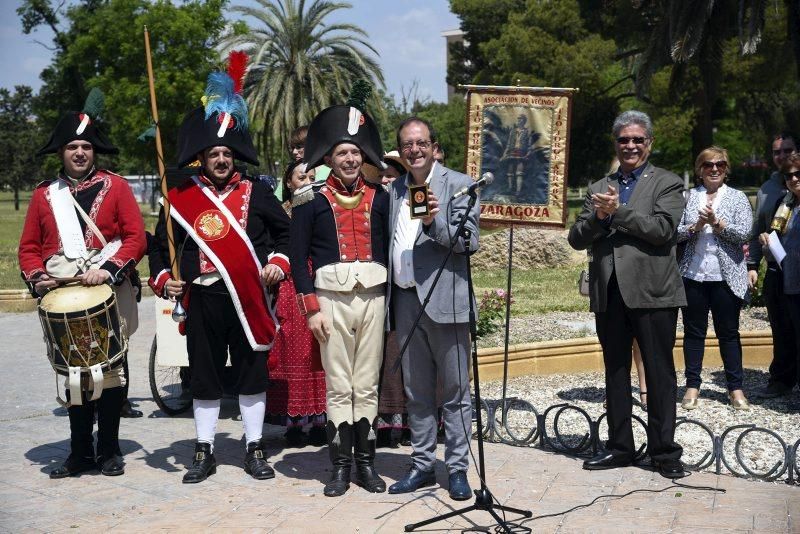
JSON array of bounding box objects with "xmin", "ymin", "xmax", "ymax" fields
[{"xmin": 1, "ymin": 297, "xmax": 797, "ymax": 533}]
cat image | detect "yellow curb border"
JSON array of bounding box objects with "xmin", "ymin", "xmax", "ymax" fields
[
  {"xmin": 477, "ymin": 330, "xmax": 774, "ymax": 380},
  {"xmin": 0, "ymin": 286, "xmax": 773, "ymax": 379}
]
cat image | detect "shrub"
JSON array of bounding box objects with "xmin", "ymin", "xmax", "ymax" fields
[{"xmin": 476, "ymin": 289, "xmax": 512, "ymax": 339}]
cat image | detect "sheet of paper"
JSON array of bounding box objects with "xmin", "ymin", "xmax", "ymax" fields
[{"xmin": 767, "ymin": 231, "xmax": 787, "ymax": 267}]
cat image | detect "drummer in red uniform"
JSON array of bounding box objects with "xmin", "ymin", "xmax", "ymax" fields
[{"xmin": 18, "ymin": 91, "xmax": 147, "ymax": 479}]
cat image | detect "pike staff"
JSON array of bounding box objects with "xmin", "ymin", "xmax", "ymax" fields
[{"xmin": 143, "ymin": 26, "xmax": 184, "ymax": 321}]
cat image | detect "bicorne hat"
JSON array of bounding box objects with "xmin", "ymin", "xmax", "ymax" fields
[
  {"xmin": 37, "ymin": 88, "xmax": 118, "ymax": 156},
  {"xmin": 176, "ymin": 51, "xmax": 259, "ymax": 168},
  {"xmin": 303, "ymin": 80, "xmax": 384, "ymax": 170}
]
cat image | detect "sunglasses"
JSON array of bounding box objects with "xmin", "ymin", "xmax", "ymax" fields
[
  {"xmin": 784, "ymin": 170, "xmax": 800, "ymax": 180},
  {"xmin": 773, "ymin": 148, "xmax": 795, "ymax": 156},
  {"xmin": 701, "ymin": 161, "xmax": 728, "ymax": 171},
  {"xmin": 616, "ymin": 136, "xmax": 648, "ymax": 145}
]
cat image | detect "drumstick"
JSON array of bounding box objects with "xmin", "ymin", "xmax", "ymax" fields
[{"xmin": 23, "ymin": 276, "xmax": 82, "ymax": 284}]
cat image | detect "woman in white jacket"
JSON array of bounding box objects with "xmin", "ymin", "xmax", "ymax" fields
[{"xmin": 677, "ymin": 146, "xmax": 753, "ymax": 411}]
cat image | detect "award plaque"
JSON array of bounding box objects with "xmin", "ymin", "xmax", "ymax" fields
[{"xmin": 409, "ymin": 184, "xmax": 430, "ymax": 219}]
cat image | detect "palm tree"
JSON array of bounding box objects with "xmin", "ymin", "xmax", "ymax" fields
[{"xmin": 220, "ymin": 0, "xmax": 385, "ymax": 164}]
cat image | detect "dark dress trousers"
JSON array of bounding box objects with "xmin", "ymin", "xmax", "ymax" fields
[{"xmin": 568, "ymin": 162, "xmax": 687, "ymax": 463}]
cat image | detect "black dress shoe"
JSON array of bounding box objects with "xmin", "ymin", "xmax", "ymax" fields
[
  {"xmin": 98, "ymin": 454, "xmax": 125, "ymax": 476},
  {"xmin": 308, "ymin": 425, "xmax": 327, "ymax": 446},
  {"xmin": 388, "ymin": 468, "xmax": 436, "ymax": 494},
  {"xmin": 656, "ymin": 459, "xmax": 685, "ymax": 479},
  {"xmin": 582, "ymin": 452, "xmax": 633, "ymax": 470},
  {"xmin": 119, "ymin": 399, "xmax": 144, "ymax": 419},
  {"xmin": 448, "ymin": 471, "xmax": 472, "ymax": 501},
  {"xmin": 244, "ymin": 441, "xmax": 275, "ymax": 480},
  {"xmin": 284, "ymin": 426, "xmax": 306, "ymax": 448},
  {"xmin": 120, "ymin": 400, "xmax": 143, "ymax": 418},
  {"xmin": 49, "ymin": 455, "xmax": 97, "ymax": 479},
  {"xmin": 183, "ymin": 442, "xmax": 216, "ymax": 484}
]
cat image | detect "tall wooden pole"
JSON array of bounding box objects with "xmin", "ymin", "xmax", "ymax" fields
[{"xmin": 143, "ymin": 26, "xmax": 179, "ymax": 281}]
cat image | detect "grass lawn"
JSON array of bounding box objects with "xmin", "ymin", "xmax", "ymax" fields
[
  {"xmin": 0, "ymin": 192, "xmax": 157, "ymax": 289},
  {"xmin": 473, "ymin": 263, "xmax": 586, "ymax": 315},
  {"xmin": 0, "ymin": 194, "xmax": 31, "ymax": 288}
]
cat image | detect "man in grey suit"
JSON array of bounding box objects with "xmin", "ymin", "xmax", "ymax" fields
[
  {"xmin": 568, "ymin": 110, "xmax": 686, "ymax": 479},
  {"xmin": 386, "ymin": 117, "xmax": 478, "ymax": 500}
]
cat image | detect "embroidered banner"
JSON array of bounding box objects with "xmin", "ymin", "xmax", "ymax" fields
[{"xmin": 464, "ymin": 87, "xmax": 574, "ymax": 228}]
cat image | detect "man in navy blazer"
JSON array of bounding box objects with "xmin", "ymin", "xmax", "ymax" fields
[
  {"xmin": 385, "ymin": 117, "xmax": 479, "ymax": 500},
  {"xmin": 568, "ymin": 110, "xmax": 687, "ymax": 479}
]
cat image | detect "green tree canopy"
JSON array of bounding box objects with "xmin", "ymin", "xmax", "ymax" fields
[
  {"xmin": 0, "ymin": 86, "xmax": 43, "ymax": 210},
  {"xmin": 20, "ymin": 0, "xmax": 228, "ymax": 174},
  {"xmin": 447, "ymin": 0, "xmax": 800, "ymax": 185}
]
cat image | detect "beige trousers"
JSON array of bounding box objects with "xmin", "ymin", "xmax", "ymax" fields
[{"xmin": 317, "ymin": 286, "xmax": 385, "ymax": 427}]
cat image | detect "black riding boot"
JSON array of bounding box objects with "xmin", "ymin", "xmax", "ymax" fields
[
  {"xmin": 50, "ymin": 394, "xmax": 96, "ymax": 479},
  {"xmin": 324, "ymin": 421, "xmax": 352, "ymax": 497},
  {"xmin": 183, "ymin": 442, "xmax": 217, "ymax": 483},
  {"xmin": 353, "ymin": 418, "xmax": 386, "ymax": 493},
  {"xmin": 96, "ymin": 386, "xmax": 125, "ymax": 476}
]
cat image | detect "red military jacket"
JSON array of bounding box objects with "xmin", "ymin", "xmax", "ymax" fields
[{"xmin": 18, "ymin": 169, "xmax": 147, "ymax": 290}]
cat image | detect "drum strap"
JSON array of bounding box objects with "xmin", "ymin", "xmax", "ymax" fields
[
  {"xmin": 88, "ymin": 364, "xmax": 104, "ymax": 401},
  {"xmin": 56, "ymin": 364, "xmax": 106, "ymax": 407},
  {"xmin": 49, "ymin": 180, "xmax": 89, "ymax": 260},
  {"xmin": 71, "ymin": 195, "xmax": 124, "ymax": 266},
  {"xmin": 68, "ymin": 366, "xmax": 82, "ymax": 406}
]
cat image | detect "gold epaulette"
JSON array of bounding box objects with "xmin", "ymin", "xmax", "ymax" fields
[{"xmin": 291, "ymin": 181, "xmax": 323, "ymax": 208}]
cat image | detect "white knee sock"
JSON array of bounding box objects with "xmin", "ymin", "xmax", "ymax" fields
[
  {"xmin": 193, "ymin": 398, "xmax": 221, "ymax": 452},
  {"xmin": 239, "ymin": 392, "xmax": 266, "ymax": 447}
]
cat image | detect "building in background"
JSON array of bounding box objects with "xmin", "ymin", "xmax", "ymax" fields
[{"xmin": 441, "ymin": 29, "xmax": 464, "ymax": 103}]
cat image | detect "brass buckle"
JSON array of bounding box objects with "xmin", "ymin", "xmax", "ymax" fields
[
  {"xmin": 195, "ymin": 451, "xmax": 205, "ymax": 461},
  {"xmin": 254, "ymin": 450, "xmax": 264, "ymax": 459}
]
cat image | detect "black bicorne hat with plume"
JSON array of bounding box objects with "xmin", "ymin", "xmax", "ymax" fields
[
  {"xmin": 303, "ymin": 79, "xmax": 384, "ymax": 169},
  {"xmin": 176, "ymin": 51, "xmax": 260, "ymax": 168},
  {"xmin": 37, "ymin": 88, "xmax": 118, "ymax": 155}
]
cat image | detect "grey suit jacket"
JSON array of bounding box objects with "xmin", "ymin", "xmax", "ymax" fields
[
  {"xmin": 386, "ymin": 163, "xmax": 480, "ymax": 325},
  {"xmin": 567, "ymin": 162, "xmax": 687, "ymax": 312}
]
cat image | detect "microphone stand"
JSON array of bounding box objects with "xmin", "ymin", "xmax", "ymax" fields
[{"xmin": 400, "ymin": 189, "xmax": 531, "ymax": 533}]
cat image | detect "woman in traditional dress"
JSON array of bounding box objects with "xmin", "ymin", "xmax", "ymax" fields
[{"xmin": 267, "ymin": 161, "xmax": 328, "ymax": 446}]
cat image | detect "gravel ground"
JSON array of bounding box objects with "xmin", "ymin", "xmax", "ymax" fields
[
  {"xmin": 479, "ymin": 366, "xmax": 800, "ymax": 481},
  {"xmin": 476, "ymin": 306, "xmax": 771, "ymax": 348}
]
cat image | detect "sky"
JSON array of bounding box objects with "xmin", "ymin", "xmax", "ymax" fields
[{"xmin": 0, "ymin": 0, "xmax": 461, "ymax": 104}]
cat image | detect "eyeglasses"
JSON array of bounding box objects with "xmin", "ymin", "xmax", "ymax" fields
[
  {"xmin": 400, "ymin": 140, "xmax": 432, "ymax": 152},
  {"xmin": 701, "ymin": 161, "xmax": 728, "ymax": 171},
  {"xmin": 773, "ymin": 148, "xmax": 795, "ymax": 156},
  {"xmin": 616, "ymin": 136, "xmax": 649, "ymax": 145},
  {"xmin": 784, "ymin": 170, "xmax": 800, "ymax": 180}
]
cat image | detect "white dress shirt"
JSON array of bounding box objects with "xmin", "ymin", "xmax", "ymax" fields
[
  {"xmin": 392, "ymin": 163, "xmax": 436, "ymax": 288},
  {"xmin": 685, "ymin": 184, "xmax": 726, "ymax": 282}
]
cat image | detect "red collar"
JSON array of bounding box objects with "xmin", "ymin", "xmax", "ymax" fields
[
  {"xmin": 199, "ymin": 171, "xmax": 242, "ymax": 196},
  {"xmin": 59, "ymin": 168, "xmax": 105, "ymax": 192},
  {"xmin": 326, "ymin": 173, "xmax": 365, "ymax": 196}
]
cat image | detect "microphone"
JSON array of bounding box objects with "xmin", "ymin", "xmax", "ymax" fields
[{"xmin": 451, "ymin": 172, "xmax": 494, "ymax": 199}]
